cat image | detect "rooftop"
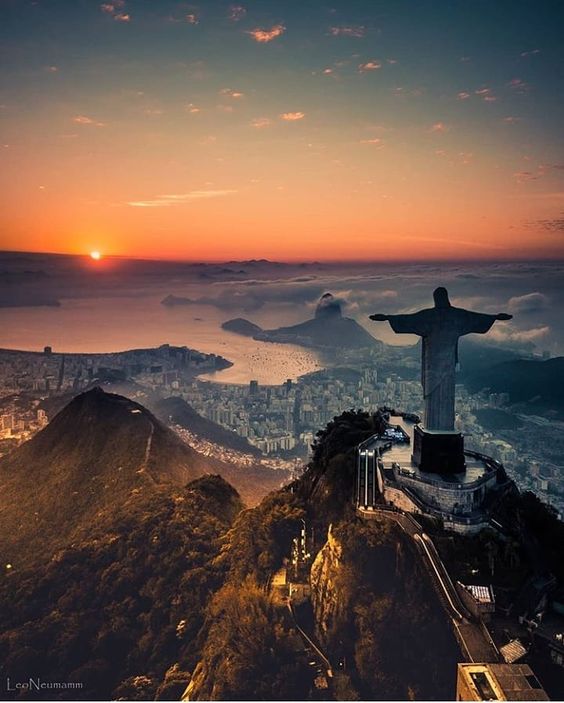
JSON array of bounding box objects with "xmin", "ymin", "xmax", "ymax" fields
[
  {"xmin": 499, "ymin": 639, "xmax": 527, "ymax": 664},
  {"xmin": 463, "ymin": 584, "xmax": 495, "ymax": 604},
  {"xmin": 458, "ymin": 663, "xmax": 549, "ymax": 701}
]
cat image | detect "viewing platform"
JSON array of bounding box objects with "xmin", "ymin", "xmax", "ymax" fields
[{"xmin": 357, "ymin": 415, "xmax": 512, "ymax": 534}]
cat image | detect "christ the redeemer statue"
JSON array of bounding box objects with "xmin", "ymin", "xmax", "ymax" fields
[{"xmin": 370, "ymin": 287, "xmax": 512, "ymax": 432}]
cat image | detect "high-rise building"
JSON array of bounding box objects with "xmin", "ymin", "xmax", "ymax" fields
[
  {"xmin": 456, "ymin": 663, "xmax": 549, "ymax": 701},
  {"xmin": 249, "ymin": 380, "xmax": 259, "ymax": 396},
  {"xmin": 1, "ymin": 414, "xmax": 14, "ymax": 430}
]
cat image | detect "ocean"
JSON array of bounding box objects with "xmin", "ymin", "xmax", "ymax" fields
[{"xmin": 0, "ymin": 294, "xmax": 323, "ymax": 385}]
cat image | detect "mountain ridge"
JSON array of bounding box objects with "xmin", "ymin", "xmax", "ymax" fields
[
  {"xmin": 147, "ymin": 395, "xmax": 262, "ymax": 457},
  {"xmin": 465, "ymin": 356, "xmax": 564, "ymax": 409},
  {"xmin": 222, "ymin": 292, "xmax": 380, "ymax": 350},
  {"xmin": 0, "ymin": 388, "xmax": 283, "ymax": 570}
]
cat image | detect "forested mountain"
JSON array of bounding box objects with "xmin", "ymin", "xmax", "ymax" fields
[
  {"xmin": 2, "ymin": 400, "xmax": 563, "ymax": 700},
  {"xmin": 464, "ymin": 357, "xmax": 564, "ymax": 409},
  {"xmin": 147, "ymin": 395, "xmax": 261, "ymax": 456}
]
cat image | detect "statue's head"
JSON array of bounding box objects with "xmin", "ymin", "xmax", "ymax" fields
[{"xmin": 433, "ymin": 287, "xmax": 451, "ymax": 308}]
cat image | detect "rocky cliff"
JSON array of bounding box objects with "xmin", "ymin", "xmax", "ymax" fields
[
  {"xmin": 309, "ymin": 518, "xmax": 463, "ymax": 700},
  {"xmin": 310, "ymin": 524, "xmax": 344, "ymax": 639}
]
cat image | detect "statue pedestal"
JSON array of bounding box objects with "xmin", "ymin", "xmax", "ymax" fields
[{"xmin": 412, "ymin": 425, "xmax": 466, "ymax": 474}]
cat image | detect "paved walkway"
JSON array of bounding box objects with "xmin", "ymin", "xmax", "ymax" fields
[{"xmin": 358, "ymin": 505, "xmax": 500, "ymax": 663}]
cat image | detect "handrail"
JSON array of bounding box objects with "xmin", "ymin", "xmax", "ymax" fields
[
  {"xmin": 359, "ymin": 505, "xmax": 467, "ymax": 622},
  {"xmin": 393, "ymin": 464, "xmax": 495, "ymax": 491},
  {"xmin": 421, "ymin": 534, "xmax": 470, "ymax": 616},
  {"xmin": 399, "ymin": 484, "xmax": 489, "ymax": 525},
  {"xmin": 414, "ymin": 534, "xmax": 464, "ymax": 621}
]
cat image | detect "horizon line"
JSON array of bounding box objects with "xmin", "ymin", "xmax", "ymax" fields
[{"xmin": 2, "ymin": 248, "xmax": 564, "ymax": 266}]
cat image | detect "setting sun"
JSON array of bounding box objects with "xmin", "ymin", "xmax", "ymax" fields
[{"xmin": 90, "ymin": 251, "xmax": 102, "ymax": 261}]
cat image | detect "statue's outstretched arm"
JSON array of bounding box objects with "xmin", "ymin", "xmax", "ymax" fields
[
  {"xmin": 461, "ymin": 310, "xmax": 512, "ymax": 335},
  {"xmin": 369, "ymin": 312, "xmax": 426, "ymax": 335},
  {"xmin": 369, "ymin": 314, "xmax": 389, "ymax": 321}
]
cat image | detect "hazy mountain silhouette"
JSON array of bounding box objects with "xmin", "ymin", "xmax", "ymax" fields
[
  {"xmin": 221, "ymin": 317, "xmax": 263, "ymax": 336},
  {"xmin": 464, "ymin": 356, "xmax": 564, "ymax": 409},
  {"xmin": 223, "ymin": 292, "xmax": 380, "ymax": 350}
]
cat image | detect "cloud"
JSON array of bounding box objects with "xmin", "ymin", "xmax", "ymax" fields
[
  {"xmin": 502, "ymin": 116, "xmax": 520, "ymax": 124},
  {"xmin": 513, "ymin": 165, "xmax": 549, "ymax": 182},
  {"xmin": 100, "ymin": 1, "xmax": 130, "ymax": 21},
  {"xmin": 250, "ymin": 117, "xmax": 271, "ymax": 128},
  {"xmin": 279, "ymin": 112, "xmax": 305, "ymax": 121},
  {"xmin": 100, "ymin": 1, "xmax": 123, "ymax": 13},
  {"xmin": 430, "ymin": 122, "xmax": 449, "ymax": 133},
  {"xmin": 393, "ymin": 86, "xmax": 424, "ymax": 98},
  {"xmin": 177, "ymin": 280, "xmax": 332, "ymax": 313},
  {"xmin": 531, "ymin": 218, "xmax": 564, "ymax": 232},
  {"xmin": 247, "ymin": 24, "xmax": 285, "ymax": 43},
  {"xmin": 513, "ymin": 164, "xmax": 564, "ymax": 183},
  {"xmin": 344, "ymin": 289, "xmax": 398, "ymax": 311},
  {"xmin": 127, "ymin": 190, "xmax": 237, "ymax": 207},
  {"xmin": 457, "ymin": 88, "xmax": 496, "ymax": 102},
  {"xmin": 229, "ymin": 5, "xmax": 246, "ymax": 22},
  {"xmin": 329, "ymin": 25, "xmax": 366, "ymax": 38},
  {"xmin": 358, "ymin": 60, "xmax": 382, "ymax": 73},
  {"xmin": 315, "ymin": 292, "xmax": 344, "ymax": 316},
  {"xmin": 475, "ymin": 87, "xmax": 496, "ymax": 102},
  {"xmin": 507, "ymin": 292, "xmax": 550, "ymax": 313},
  {"xmin": 488, "ymin": 324, "xmax": 550, "ymax": 345},
  {"xmin": 185, "ymin": 13, "xmax": 199, "ymax": 25},
  {"xmin": 520, "ymin": 49, "xmax": 540, "ymax": 58},
  {"xmin": 219, "ymin": 88, "xmax": 244, "ymax": 99},
  {"xmin": 185, "ymin": 103, "xmax": 201, "ymax": 113},
  {"xmin": 73, "ymin": 115, "xmax": 105, "ymax": 127},
  {"xmin": 507, "ymin": 78, "xmax": 530, "ymax": 94},
  {"xmin": 360, "ymin": 138, "xmax": 383, "ymax": 146}
]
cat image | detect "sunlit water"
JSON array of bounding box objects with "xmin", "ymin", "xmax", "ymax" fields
[{"xmin": 0, "ymin": 296, "xmax": 323, "ymax": 385}]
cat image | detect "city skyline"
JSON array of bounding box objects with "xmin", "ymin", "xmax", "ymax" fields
[{"xmin": 1, "ymin": 0, "xmax": 564, "ymax": 261}]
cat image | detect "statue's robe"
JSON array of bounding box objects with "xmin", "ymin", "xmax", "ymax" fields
[{"xmin": 386, "ymin": 306, "xmax": 498, "ymax": 431}]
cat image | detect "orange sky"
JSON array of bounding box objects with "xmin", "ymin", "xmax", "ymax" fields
[{"xmin": 1, "ymin": 0, "xmax": 563, "ymax": 261}]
